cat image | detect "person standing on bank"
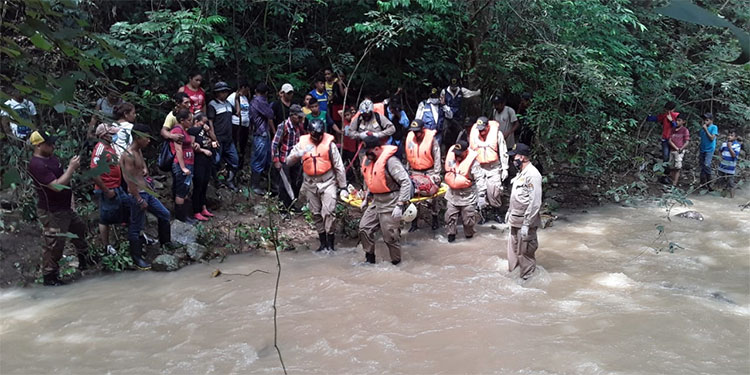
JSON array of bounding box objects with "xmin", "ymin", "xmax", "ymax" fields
[
  {"xmin": 90, "ymin": 123, "xmax": 128, "ymax": 254},
  {"xmin": 178, "ymin": 72, "xmax": 206, "ymax": 114},
  {"xmin": 228, "ymin": 81, "xmax": 252, "ymax": 168},
  {"xmin": 170, "ymin": 108, "xmax": 196, "ymax": 224},
  {"xmin": 668, "ymin": 114, "xmax": 690, "ymax": 186},
  {"xmin": 28, "ymin": 130, "xmax": 88, "ymax": 285},
  {"xmin": 359, "ymin": 136, "xmax": 412, "ymax": 265},
  {"xmin": 404, "ymin": 119, "xmax": 441, "ymax": 232},
  {"xmin": 249, "ymin": 83, "xmax": 276, "ymax": 194},
  {"xmin": 286, "ymin": 119, "xmax": 347, "ymax": 251},
  {"xmin": 272, "ymin": 104, "xmax": 306, "ymax": 212},
  {"xmin": 207, "ymin": 82, "xmax": 240, "ymax": 191},
  {"xmin": 441, "ymin": 76, "xmax": 481, "ymax": 148},
  {"xmin": 160, "ymin": 92, "xmax": 190, "ymax": 142},
  {"xmin": 469, "ymin": 116, "xmax": 509, "ymax": 224},
  {"xmin": 188, "ymin": 113, "xmax": 215, "ymax": 221},
  {"xmin": 444, "ymin": 140, "xmax": 484, "ymax": 243},
  {"xmin": 698, "ymin": 112, "xmax": 718, "ymax": 189},
  {"xmin": 506, "ymin": 143, "xmax": 543, "ymax": 280}
]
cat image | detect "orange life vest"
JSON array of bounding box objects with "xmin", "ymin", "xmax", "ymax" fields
[
  {"xmin": 405, "ymin": 129, "xmax": 436, "ymax": 171},
  {"xmin": 469, "ymin": 120, "xmax": 500, "ymax": 164},
  {"xmin": 361, "ymin": 145, "xmax": 398, "ymax": 194},
  {"xmin": 373, "ymin": 102, "xmax": 386, "ymax": 116},
  {"xmin": 445, "ymin": 146, "xmax": 477, "ymax": 190},
  {"xmin": 300, "ymin": 133, "xmax": 334, "ymax": 176}
]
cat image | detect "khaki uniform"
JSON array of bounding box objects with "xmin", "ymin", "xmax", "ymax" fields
[
  {"xmin": 476, "ymin": 128, "xmax": 509, "ymax": 208},
  {"xmin": 287, "ymin": 142, "xmax": 346, "ymax": 233},
  {"xmin": 506, "ymin": 163, "xmax": 543, "ymax": 278},
  {"xmin": 348, "ymin": 113, "xmax": 396, "ymax": 141},
  {"xmin": 359, "ymin": 157, "xmax": 412, "ymax": 263},
  {"xmin": 407, "ymin": 137, "xmax": 441, "ymax": 217},
  {"xmin": 444, "ymin": 161, "xmax": 484, "ymax": 237}
]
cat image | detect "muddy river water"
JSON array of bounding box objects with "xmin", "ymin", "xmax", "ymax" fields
[{"xmin": 1, "ymin": 191, "xmax": 748, "ymax": 374}]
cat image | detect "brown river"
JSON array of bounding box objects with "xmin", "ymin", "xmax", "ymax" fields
[{"xmin": 1, "ymin": 191, "xmax": 748, "ymax": 374}]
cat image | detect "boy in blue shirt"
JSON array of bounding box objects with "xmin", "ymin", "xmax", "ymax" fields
[
  {"xmin": 718, "ymin": 130, "xmax": 741, "ymax": 198},
  {"xmin": 698, "ymin": 113, "xmax": 718, "ymax": 188}
]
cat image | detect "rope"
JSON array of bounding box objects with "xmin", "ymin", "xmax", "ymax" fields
[{"xmin": 345, "ymin": 141, "xmax": 364, "ymax": 173}]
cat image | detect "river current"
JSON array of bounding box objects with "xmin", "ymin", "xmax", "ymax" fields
[{"xmin": 1, "ymin": 191, "xmax": 748, "ymax": 374}]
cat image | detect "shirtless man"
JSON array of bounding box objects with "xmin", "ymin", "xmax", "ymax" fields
[{"xmin": 120, "ymin": 123, "xmax": 173, "ymax": 270}]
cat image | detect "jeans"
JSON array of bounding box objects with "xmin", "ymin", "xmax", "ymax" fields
[
  {"xmin": 661, "ymin": 139, "xmax": 671, "ymax": 163},
  {"xmin": 251, "ymin": 135, "xmax": 271, "ymax": 174},
  {"xmin": 698, "ymin": 150, "xmax": 713, "ymax": 183},
  {"xmin": 217, "ymin": 140, "xmax": 239, "ymax": 170},
  {"xmin": 128, "ymin": 192, "xmax": 171, "ymax": 244},
  {"xmin": 95, "ymin": 186, "xmax": 129, "ymax": 225}
]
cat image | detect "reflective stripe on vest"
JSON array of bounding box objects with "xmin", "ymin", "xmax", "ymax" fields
[
  {"xmin": 469, "ymin": 120, "xmax": 500, "ymax": 164},
  {"xmin": 405, "ymin": 129, "xmax": 436, "ymax": 171},
  {"xmin": 300, "ymin": 133, "xmax": 334, "ymax": 176},
  {"xmin": 361, "ymin": 145, "xmax": 399, "ymax": 194},
  {"xmin": 445, "ymin": 89, "xmax": 463, "ymax": 118},
  {"xmin": 445, "ymin": 146, "xmax": 477, "ymax": 190}
]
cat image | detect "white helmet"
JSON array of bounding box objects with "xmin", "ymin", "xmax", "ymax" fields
[{"xmin": 402, "ymin": 203, "xmax": 418, "ymax": 222}]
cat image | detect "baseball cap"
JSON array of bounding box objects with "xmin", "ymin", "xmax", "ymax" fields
[
  {"xmin": 453, "ymin": 140, "xmax": 469, "ymax": 155},
  {"xmin": 508, "ymin": 143, "xmax": 531, "ymax": 157},
  {"xmin": 429, "ymin": 87, "xmax": 440, "ymax": 98},
  {"xmin": 289, "ymin": 104, "xmax": 304, "ymax": 116},
  {"xmin": 408, "ymin": 119, "xmax": 424, "ymax": 132},
  {"xmin": 213, "ymin": 81, "xmax": 232, "ymax": 92},
  {"xmin": 359, "ymin": 99, "xmax": 374, "ymax": 114},
  {"xmin": 491, "ymin": 95, "xmax": 505, "ymax": 104},
  {"xmin": 475, "ymin": 116, "xmax": 488, "ymax": 131},
  {"xmin": 95, "ymin": 123, "xmax": 120, "ymax": 138},
  {"xmin": 702, "ymin": 112, "xmax": 713, "ymax": 120},
  {"xmin": 281, "ymin": 83, "xmax": 294, "ymax": 93},
  {"xmin": 29, "ymin": 130, "xmax": 57, "ymax": 146}
]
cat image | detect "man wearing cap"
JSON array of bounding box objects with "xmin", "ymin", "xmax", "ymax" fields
[
  {"xmin": 469, "ymin": 116, "xmax": 509, "ymax": 224},
  {"xmin": 121, "ymin": 123, "xmax": 173, "ymax": 270},
  {"xmin": 286, "ymin": 118, "xmax": 347, "ymax": 251},
  {"xmin": 272, "ymin": 104, "xmax": 306, "ymax": 211},
  {"xmin": 359, "ymin": 136, "xmax": 413, "ymax": 265},
  {"xmin": 404, "ymin": 118, "xmax": 442, "ymax": 232},
  {"xmin": 416, "ymin": 87, "xmax": 451, "ymax": 147},
  {"xmin": 348, "ymin": 99, "xmax": 395, "ymax": 143},
  {"xmin": 91, "ymin": 123, "xmax": 128, "ymax": 254},
  {"xmin": 441, "ymin": 77, "xmax": 481, "ymax": 147},
  {"xmin": 28, "ymin": 130, "xmax": 87, "ymax": 285},
  {"xmin": 444, "ymin": 140, "xmax": 484, "ymax": 243},
  {"xmin": 698, "ymin": 112, "xmax": 718, "ymax": 188},
  {"xmin": 249, "ymin": 83, "xmax": 276, "ymax": 194},
  {"xmin": 272, "ymin": 83, "xmax": 295, "ymax": 129},
  {"xmin": 506, "ymin": 143, "xmax": 543, "ymax": 280},
  {"xmin": 207, "ymin": 81, "xmax": 240, "ymax": 191}
]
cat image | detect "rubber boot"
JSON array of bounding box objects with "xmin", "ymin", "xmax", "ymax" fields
[
  {"xmin": 492, "ymin": 207, "xmax": 504, "ymax": 224},
  {"xmin": 431, "ymin": 215, "xmax": 439, "ymax": 230},
  {"xmin": 226, "ymin": 170, "xmax": 238, "ymax": 192},
  {"xmin": 129, "ymin": 239, "xmax": 151, "ymax": 270},
  {"xmin": 327, "ymin": 233, "xmax": 335, "ymax": 251},
  {"xmin": 175, "ymin": 203, "xmax": 197, "ymax": 224},
  {"xmin": 408, "ymin": 220, "xmax": 419, "ymax": 233},
  {"xmin": 316, "ymin": 232, "xmax": 327, "ymax": 252},
  {"xmin": 77, "ymin": 253, "xmax": 92, "ymax": 271},
  {"xmin": 391, "ymin": 259, "xmax": 401, "ymax": 266},
  {"xmin": 365, "ymin": 252, "xmax": 376, "ymax": 264},
  {"xmin": 251, "ymin": 173, "xmax": 264, "ymax": 195},
  {"xmin": 158, "ymin": 221, "xmax": 172, "ymax": 246},
  {"xmin": 448, "ymin": 234, "xmax": 456, "ymax": 243},
  {"xmin": 43, "ymin": 273, "xmax": 65, "ymax": 286}
]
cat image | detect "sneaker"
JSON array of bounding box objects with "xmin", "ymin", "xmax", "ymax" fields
[
  {"xmin": 106, "ymin": 244, "xmax": 118, "ymax": 255},
  {"xmin": 194, "ymin": 213, "xmax": 209, "ymax": 221},
  {"xmin": 142, "ymin": 233, "xmax": 158, "ymax": 246}
]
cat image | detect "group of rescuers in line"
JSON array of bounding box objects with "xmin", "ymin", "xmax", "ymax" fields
[{"xmin": 23, "ymin": 75, "xmax": 544, "ymax": 286}]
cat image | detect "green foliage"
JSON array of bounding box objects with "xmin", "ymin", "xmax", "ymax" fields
[{"xmin": 91, "ymin": 242, "xmax": 134, "ymax": 272}]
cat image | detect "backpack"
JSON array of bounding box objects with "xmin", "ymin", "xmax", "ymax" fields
[{"xmin": 157, "ymin": 141, "xmax": 175, "ymax": 172}]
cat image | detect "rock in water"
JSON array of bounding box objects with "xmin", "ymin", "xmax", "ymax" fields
[
  {"xmin": 186, "ymin": 243, "xmax": 207, "ymax": 261},
  {"xmin": 676, "ymin": 210, "xmax": 704, "ymax": 221},
  {"xmin": 171, "ymin": 220, "xmax": 197, "ymax": 245},
  {"xmin": 152, "ymin": 254, "xmax": 180, "ymax": 272}
]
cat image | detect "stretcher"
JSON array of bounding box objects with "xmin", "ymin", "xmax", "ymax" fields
[{"xmin": 342, "ymin": 183, "xmax": 448, "ymax": 208}]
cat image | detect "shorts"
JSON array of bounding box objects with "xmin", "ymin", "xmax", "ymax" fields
[
  {"xmin": 669, "ymin": 150, "xmax": 685, "ymax": 169},
  {"xmin": 718, "ymin": 171, "xmax": 736, "ymax": 189},
  {"xmin": 96, "ymin": 187, "xmax": 128, "ymax": 225},
  {"xmin": 172, "ymin": 163, "xmax": 194, "ymax": 198}
]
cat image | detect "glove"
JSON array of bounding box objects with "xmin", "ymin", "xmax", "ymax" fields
[
  {"xmin": 431, "ymin": 175, "xmax": 441, "ymax": 184},
  {"xmin": 501, "ymin": 169, "xmax": 508, "ymax": 181},
  {"xmin": 520, "ymin": 225, "xmax": 529, "ymax": 238},
  {"xmin": 391, "ymin": 205, "xmax": 403, "ymax": 219},
  {"xmin": 339, "ymin": 189, "xmax": 349, "ymax": 201}
]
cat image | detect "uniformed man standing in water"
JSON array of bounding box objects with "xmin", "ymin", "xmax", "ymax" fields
[
  {"xmin": 443, "ymin": 140, "xmax": 484, "ymax": 243},
  {"xmin": 359, "ymin": 136, "xmax": 412, "ymax": 265},
  {"xmin": 506, "ymin": 143, "xmax": 543, "ymax": 279},
  {"xmin": 404, "ymin": 119, "xmax": 441, "ymax": 232},
  {"xmin": 286, "ymin": 119, "xmax": 347, "ymax": 251}
]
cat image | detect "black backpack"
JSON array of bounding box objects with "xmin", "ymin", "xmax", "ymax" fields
[{"xmin": 157, "ymin": 141, "xmax": 174, "ymax": 172}]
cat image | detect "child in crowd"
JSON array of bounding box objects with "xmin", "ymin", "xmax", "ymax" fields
[
  {"xmin": 188, "ymin": 113, "xmax": 216, "ymax": 220},
  {"xmin": 717, "ymin": 130, "xmax": 742, "ymax": 198},
  {"xmin": 341, "ymin": 107, "xmax": 359, "ymax": 183}
]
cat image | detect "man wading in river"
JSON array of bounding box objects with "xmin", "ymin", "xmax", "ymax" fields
[
  {"xmin": 506, "ymin": 143, "xmax": 543, "ymax": 280},
  {"xmin": 359, "ymin": 136, "xmax": 412, "ymax": 265},
  {"xmin": 286, "ymin": 118, "xmax": 347, "ymax": 251}
]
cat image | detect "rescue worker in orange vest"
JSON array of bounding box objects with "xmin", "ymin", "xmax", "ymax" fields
[
  {"xmin": 404, "ymin": 119, "xmax": 442, "ymax": 232},
  {"xmin": 469, "ymin": 116, "xmax": 509, "ymax": 224},
  {"xmin": 444, "ymin": 140, "xmax": 485, "ymax": 243},
  {"xmin": 286, "ymin": 119, "xmax": 347, "ymax": 251},
  {"xmin": 359, "ymin": 135, "xmax": 412, "ymax": 265},
  {"xmin": 347, "ymin": 99, "xmax": 395, "ymax": 143},
  {"xmin": 506, "ymin": 143, "xmax": 543, "ymax": 280}
]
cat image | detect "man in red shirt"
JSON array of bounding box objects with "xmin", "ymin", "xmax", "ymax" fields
[
  {"xmin": 668, "ymin": 114, "xmax": 690, "ymax": 186},
  {"xmin": 91, "ymin": 124, "xmax": 127, "ymax": 252}
]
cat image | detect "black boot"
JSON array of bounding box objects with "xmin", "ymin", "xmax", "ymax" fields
[
  {"xmin": 129, "ymin": 239, "xmax": 151, "ymax": 270},
  {"xmin": 448, "ymin": 234, "xmax": 456, "ymax": 243},
  {"xmin": 408, "ymin": 220, "xmax": 419, "ymax": 233},
  {"xmin": 251, "ymin": 173, "xmax": 264, "ymax": 195},
  {"xmin": 43, "ymin": 273, "xmax": 65, "ymax": 286},
  {"xmin": 175, "ymin": 203, "xmax": 196, "ymax": 224},
  {"xmin": 77, "ymin": 253, "xmax": 93, "ymax": 271},
  {"xmin": 365, "ymin": 252, "xmax": 376, "ymax": 264},
  {"xmin": 316, "ymin": 232, "xmax": 327, "ymax": 252},
  {"xmin": 431, "ymin": 215, "xmax": 439, "ymax": 230},
  {"xmin": 493, "ymin": 208, "xmax": 505, "ymax": 224},
  {"xmin": 158, "ymin": 221, "xmax": 172, "ymax": 246},
  {"xmin": 226, "ymin": 170, "xmax": 238, "ymax": 192},
  {"xmin": 391, "ymin": 259, "xmax": 401, "ymax": 266},
  {"xmin": 327, "ymin": 233, "xmax": 335, "ymax": 251}
]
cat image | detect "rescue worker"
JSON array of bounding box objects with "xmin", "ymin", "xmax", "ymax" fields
[
  {"xmin": 506, "ymin": 143, "xmax": 543, "ymax": 280},
  {"xmin": 359, "ymin": 135, "xmax": 412, "ymax": 265},
  {"xmin": 415, "ymin": 87, "xmax": 451, "ymax": 147},
  {"xmin": 469, "ymin": 116, "xmax": 508, "ymax": 224},
  {"xmin": 444, "ymin": 140, "xmax": 484, "ymax": 242},
  {"xmin": 348, "ymin": 99, "xmax": 395, "ymax": 144},
  {"xmin": 441, "ymin": 76, "xmax": 481, "ymax": 147},
  {"xmin": 404, "ymin": 119, "xmax": 441, "ymax": 232},
  {"xmin": 286, "ymin": 119, "xmax": 347, "ymax": 251}
]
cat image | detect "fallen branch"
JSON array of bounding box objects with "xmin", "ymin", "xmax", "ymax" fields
[{"xmin": 211, "ymin": 268, "xmax": 269, "ymax": 278}]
